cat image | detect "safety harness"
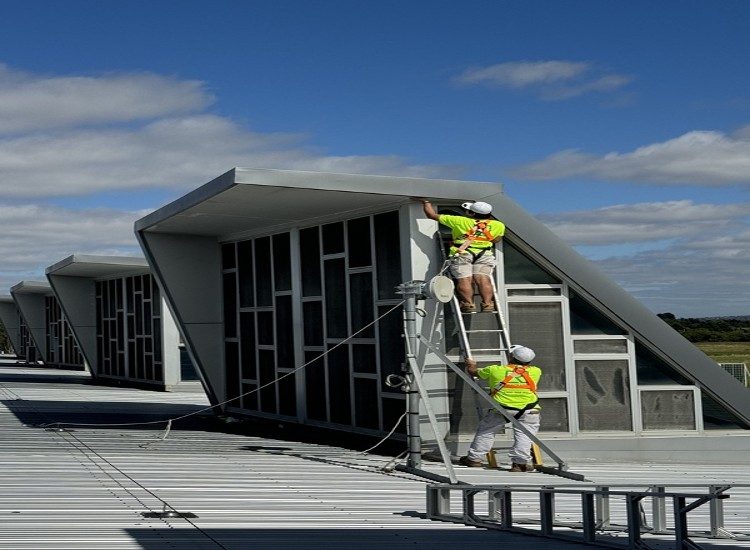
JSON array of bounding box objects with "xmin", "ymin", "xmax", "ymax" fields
[
  {"xmin": 490, "ymin": 364, "xmax": 539, "ymax": 419},
  {"xmin": 454, "ymin": 220, "xmax": 495, "ymax": 262}
]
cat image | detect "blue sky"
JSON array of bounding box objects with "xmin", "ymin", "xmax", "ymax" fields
[{"xmin": 1, "ymin": 0, "xmax": 748, "ymax": 317}]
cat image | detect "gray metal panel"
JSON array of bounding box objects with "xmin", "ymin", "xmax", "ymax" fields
[
  {"xmin": 9, "ymin": 281, "xmax": 51, "ymax": 361},
  {"xmin": 0, "ymin": 295, "xmax": 21, "ymax": 354},
  {"xmin": 134, "ymin": 232, "xmax": 222, "ymax": 406},
  {"xmin": 46, "ymin": 272, "xmax": 98, "ymax": 375},
  {"xmin": 487, "ymin": 191, "xmax": 750, "ymax": 426}
]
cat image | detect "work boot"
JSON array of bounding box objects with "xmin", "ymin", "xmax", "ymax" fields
[
  {"xmin": 510, "ymin": 463, "xmax": 532, "ymax": 472},
  {"xmin": 459, "ymin": 456, "xmax": 482, "ymax": 467},
  {"xmin": 459, "ymin": 301, "xmax": 477, "ymax": 314},
  {"xmin": 481, "ymin": 302, "xmax": 495, "ymax": 312}
]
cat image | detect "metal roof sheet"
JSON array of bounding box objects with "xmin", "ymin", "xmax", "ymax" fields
[{"xmin": 2, "ymin": 361, "xmax": 749, "ymax": 549}]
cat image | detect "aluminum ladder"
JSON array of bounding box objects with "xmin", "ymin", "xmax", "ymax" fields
[
  {"xmin": 435, "ymin": 226, "xmax": 510, "ymax": 365},
  {"xmin": 450, "ymin": 274, "xmax": 511, "ymax": 365}
]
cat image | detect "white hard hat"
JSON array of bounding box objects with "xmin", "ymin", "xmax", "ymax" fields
[
  {"xmin": 461, "ymin": 201, "xmax": 492, "ymax": 215},
  {"xmin": 509, "ymin": 345, "xmax": 535, "ymax": 363}
]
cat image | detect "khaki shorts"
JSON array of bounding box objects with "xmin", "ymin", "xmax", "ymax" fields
[{"xmin": 449, "ymin": 250, "xmax": 496, "ymax": 279}]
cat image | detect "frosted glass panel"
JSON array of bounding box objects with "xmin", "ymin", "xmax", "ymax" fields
[
  {"xmin": 641, "ymin": 390, "xmax": 695, "ymax": 430},
  {"xmin": 576, "ymin": 359, "xmax": 632, "ymax": 431}
]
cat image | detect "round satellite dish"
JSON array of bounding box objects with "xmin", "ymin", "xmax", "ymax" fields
[{"xmin": 425, "ymin": 275, "xmax": 454, "ymax": 303}]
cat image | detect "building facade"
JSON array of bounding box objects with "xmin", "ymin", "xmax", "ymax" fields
[
  {"xmin": 8, "ymin": 281, "xmax": 84, "ymax": 369},
  {"xmin": 135, "ymin": 168, "xmax": 750, "ymax": 460},
  {"xmin": 46, "ymin": 255, "xmax": 191, "ymax": 390}
]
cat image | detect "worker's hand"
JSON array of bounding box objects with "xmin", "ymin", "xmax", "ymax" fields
[{"xmin": 464, "ymin": 357, "xmax": 479, "ymax": 377}]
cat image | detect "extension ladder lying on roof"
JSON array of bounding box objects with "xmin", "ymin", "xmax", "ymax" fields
[{"xmin": 426, "ymin": 482, "xmax": 744, "ymax": 549}]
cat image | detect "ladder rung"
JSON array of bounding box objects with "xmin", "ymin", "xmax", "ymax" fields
[{"xmin": 441, "ymin": 239, "xmax": 510, "ymax": 364}]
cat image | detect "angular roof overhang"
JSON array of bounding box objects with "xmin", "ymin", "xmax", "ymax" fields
[
  {"xmin": 135, "ymin": 168, "xmax": 502, "ymax": 240},
  {"xmin": 46, "ymin": 254, "xmax": 149, "ymax": 279}
]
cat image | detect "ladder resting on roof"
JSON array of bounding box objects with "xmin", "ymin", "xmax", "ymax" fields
[{"xmin": 426, "ymin": 483, "xmax": 741, "ymax": 549}]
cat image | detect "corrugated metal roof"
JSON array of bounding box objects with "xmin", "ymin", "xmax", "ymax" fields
[{"xmin": 2, "ymin": 362, "xmax": 749, "ymax": 549}]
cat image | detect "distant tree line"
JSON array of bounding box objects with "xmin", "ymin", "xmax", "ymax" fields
[{"xmin": 658, "ymin": 313, "xmax": 750, "ymax": 342}]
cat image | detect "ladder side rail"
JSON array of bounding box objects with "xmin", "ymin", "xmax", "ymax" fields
[
  {"xmin": 489, "ymin": 274, "xmax": 512, "ymax": 353},
  {"xmin": 418, "ymin": 333, "xmax": 569, "ymax": 470},
  {"xmin": 446, "ymin": 291, "xmax": 486, "ymax": 418},
  {"xmin": 451, "ymin": 294, "xmax": 474, "ymax": 358}
]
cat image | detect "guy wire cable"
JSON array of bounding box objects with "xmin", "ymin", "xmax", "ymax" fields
[
  {"xmin": 1, "ymin": 377, "xmax": 230, "ymax": 549},
  {"xmin": 38, "ymin": 300, "xmax": 408, "ymax": 448},
  {"xmin": 47, "ymin": 420, "xmax": 230, "ymax": 550}
]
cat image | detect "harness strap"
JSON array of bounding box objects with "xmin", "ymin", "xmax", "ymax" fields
[
  {"xmin": 507, "ymin": 400, "xmax": 540, "ymax": 419},
  {"xmin": 454, "ymin": 220, "xmax": 495, "ymax": 255},
  {"xmin": 490, "ymin": 364, "xmax": 537, "ymax": 397}
]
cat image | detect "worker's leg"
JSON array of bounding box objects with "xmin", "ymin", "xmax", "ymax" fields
[
  {"xmin": 454, "ymin": 277, "xmax": 474, "ymax": 304},
  {"xmin": 465, "ymin": 410, "xmax": 506, "ymax": 461},
  {"xmin": 508, "ymin": 409, "xmax": 541, "ymax": 464},
  {"xmin": 449, "ymin": 254, "xmax": 476, "ymax": 305},
  {"xmin": 474, "ymin": 274, "xmax": 494, "ymax": 305},
  {"xmin": 472, "ymin": 253, "xmax": 497, "ymax": 306}
]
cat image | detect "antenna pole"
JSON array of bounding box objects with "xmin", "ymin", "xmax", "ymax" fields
[{"xmin": 399, "ymin": 280, "xmax": 423, "ymax": 469}]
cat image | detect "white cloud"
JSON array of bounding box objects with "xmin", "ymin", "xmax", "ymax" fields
[
  {"xmin": 540, "ymin": 200, "xmax": 750, "ymax": 245},
  {"xmin": 0, "ymin": 116, "xmax": 455, "ymax": 198},
  {"xmin": 0, "ymin": 64, "xmax": 461, "ymax": 293},
  {"xmin": 0, "ymin": 63, "xmax": 745, "ymax": 318},
  {"xmin": 0, "ymin": 62, "xmax": 466, "ymax": 201},
  {"xmin": 593, "ymin": 242, "xmax": 750, "ymax": 317},
  {"xmin": 0, "ymin": 64, "xmax": 213, "ymax": 134},
  {"xmin": 511, "ymin": 127, "xmax": 750, "ymax": 185},
  {"xmin": 538, "ymin": 199, "xmax": 750, "ymax": 316},
  {"xmin": 453, "ymin": 60, "xmax": 633, "ymax": 100},
  {"xmin": 0, "ymin": 203, "xmax": 144, "ymax": 292}
]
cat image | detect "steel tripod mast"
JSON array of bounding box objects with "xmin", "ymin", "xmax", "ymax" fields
[
  {"xmin": 394, "ymin": 278, "xmax": 459, "ymax": 484},
  {"xmin": 393, "ymin": 276, "xmax": 583, "ymax": 482}
]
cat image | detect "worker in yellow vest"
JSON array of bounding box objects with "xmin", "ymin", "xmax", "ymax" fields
[
  {"xmin": 419, "ymin": 199, "xmax": 505, "ymax": 314},
  {"xmin": 459, "ymin": 345, "xmax": 541, "ymax": 472}
]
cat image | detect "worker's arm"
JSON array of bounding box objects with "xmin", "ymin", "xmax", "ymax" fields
[
  {"xmin": 464, "ymin": 358, "xmax": 479, "ymax": 377},
  {"xmin": 491, "ymin": 220, "xmax": 504, "ymax": 244},
  {"xmin": 421, "ymin": 200, "xmax": 440, "ymax": 221}
]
